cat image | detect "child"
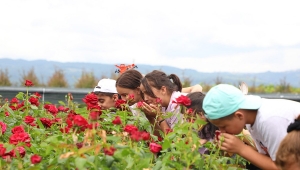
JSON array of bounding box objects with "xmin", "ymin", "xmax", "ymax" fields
[
  {"xmin": 139, "ymin": 70, "xmax": 185, "ymax": 135},
  {"xmin": 275, "ymin": 115, "xmax": 300, "ymax": 170},
  {"xmin": 93, "ymin": 79, "xmax": 119, "ymax": 110},
  {"xmin": 203, "ymin": 84, "xmax": 300, "ymax": 170},
  {"xmin": 115, "ymin": 69, "xmax": 144, "ymax": 116},
  {"xmin": 186, "ymin": 92, "xmax": 218, "ymax": 146}
]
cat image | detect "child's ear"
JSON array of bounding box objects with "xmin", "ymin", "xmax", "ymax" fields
[
  {"xmin": 113, "ymin": 94, "xmax": 119, "ymax": 102},
  {"xmin": 235, "ymin": 111, "xmax": 244, "ymax": 120},
  {"xmin": 161, "ymin": 86, "xmax": 167, "ymax": 94}
]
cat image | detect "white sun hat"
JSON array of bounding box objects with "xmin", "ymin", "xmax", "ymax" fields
[{"xmin": 93, "ymin": 79, "xmax": 117, "ymax": 94}]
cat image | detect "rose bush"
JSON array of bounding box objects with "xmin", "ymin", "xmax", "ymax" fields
[{"xmin": 0, "ymin": 80, "xmax": 248, "ymax": 170}]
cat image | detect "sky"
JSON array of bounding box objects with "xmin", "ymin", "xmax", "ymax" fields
[{"xmin": 0, "ymin": 0, "xmax": 300, "ymax": 73}]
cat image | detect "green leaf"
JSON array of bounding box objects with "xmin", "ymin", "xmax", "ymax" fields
[
  {"xmin": 153, "ymin": 160, "xmax": 162, "ymax": 170},
  {"xmin": 162, "ymin": 139, "xmax": 171, "ymax": 150},
  {"xmin": 75, "ymin": 157, "xmax": 87, "ymax": 170},
  {"xmin": 58, "ymin": 101, "xmax": 65, "ymax": 106},
  {"xmin": 36, "ymin": 118, "xmax": 45, "ymax": 129},
  {"xmin": 16, "ymin": 92, "xmax": 25, "ymax": 100},
  {"xmin": 125, "ymin": 157, "xmax": 134, "ymax": 169},
  {"xmin": 105, "ymin": 156, "xmax": 115, "ymax": 167},
  {"xmin": 106, "ymin": 136, "xmax": 122, "ymax": 142},
  {"xmin": 30, "ymin": 105, "xmax": 38, "ymax": 110},
  {"xmin": 45, "ymin": 135, "xmax": 58, "ymax": 143}
]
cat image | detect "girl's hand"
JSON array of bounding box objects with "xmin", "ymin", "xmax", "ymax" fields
[
  {"xmin": 218, "ymin": 132, "xmax": 246, "ymax": 155},
  {"xmin": 141, "ymin": 102, "xmax": 161, "ymax": 118}
]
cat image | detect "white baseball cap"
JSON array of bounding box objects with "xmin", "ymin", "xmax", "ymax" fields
[{"xmin": 93, "ymin": 79, "xmax": 117, "ymax": 94}]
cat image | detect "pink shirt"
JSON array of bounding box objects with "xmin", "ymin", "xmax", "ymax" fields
[{"xmin": 162, "ymin": 91, "xmax": 186, "ymax": 129}]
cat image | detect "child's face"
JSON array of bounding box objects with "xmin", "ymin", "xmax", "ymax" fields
[
  {"xmin": 209, "ymin": 113, "xmax": 244, "ymax": 135},
  {"xmin": 116, "ymin": 86, "xmax": 141, "ymax": 106},
  {"xmin": 140, "ymin": 84, "xmax": 164, "ymax": 106},
  {"xmin": 140, "ymin": 84, "xmax": 169, "ymax": 107},
  {"xmin": 96, "ymin": 94, "xmax": 117, "ymax": 110}
]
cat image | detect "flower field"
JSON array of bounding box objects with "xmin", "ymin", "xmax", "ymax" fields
[{"xmin": 0, "ymin": 81, "xmax": 248, "ymax": 170}]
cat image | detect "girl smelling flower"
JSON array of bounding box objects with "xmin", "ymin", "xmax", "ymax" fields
[{"xmin": 139, "ymin": 70, "xmax": 186, "ymax": 135}]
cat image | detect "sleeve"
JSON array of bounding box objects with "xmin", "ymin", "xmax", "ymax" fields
[{"xmin": 260, "ymin": 116, "xmax": 291, "ymax": 161}]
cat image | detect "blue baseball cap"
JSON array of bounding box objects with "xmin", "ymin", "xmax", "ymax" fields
[{"xmin": 203, "ymin": 84, "xmax": 262, "ymax": 120}]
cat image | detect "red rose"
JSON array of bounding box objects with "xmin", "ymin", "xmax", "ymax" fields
[
  {"xmin": 58, "ymin": 106, "xmax": 65, "ymax": 112},
  {"xmin": 9, "ymin": 105, "xmax": 17, "ymax": 111},
  {"xmin": 11, "ymin": 126, "xmax": 25, "ymax": 134},
  {"xmin": 112, "ymin": 116, "xmax": 122, "ymax": 125},
  {"xmin": 0, "ymin": 144, "xmax": 6, "ymax": 156},
  {"xmin": 24, "ymin": 116, "xmax": 35, "ymax": 125},
  {"xmin": 115, "ymin": 99, "xmax": 126, "ymax": 110},
  {"xmin": 44, "ymin": 104, "xmax": 50, "ymax": 110},
  {"xmin": 9, "ymin": 132, "xmax": 31, "ymax": 145},
  {"xmin": 155, "ymin": 98, "xmax": 162, "ymax": 104},
  {"xmin": 126, "ymin": 94, "xmax": 134, "ymax": 101},
  {"xmin": 130, "ymin": 131, "xmax": 142, "ymax": 141},
  {"xmin": 29, "ymin": 96, "xmax": 39, "ymax": 106},
  {"xmin": 47, "ymin": 105, "xmax": 58, "ymax": 115},
  {"xmin": 186, "ymin": 108, "xmax": 193, "ymax": 114},
  {"xmin": 89, "ymin": 111, "xmax": 101, "ymax": 121},
  {"xmin": 10, "ymin": 97, "xmax": 19, "ymax": 104},
  {"xmin": 103, "ymin": 146, "xmax": 116, "ymax": 156},
  {"xmin": 140, "ymin": 131, "xmax": 150, "ymax": 141},
  {"xmin": 30, "ymin": 154, "xmax": 42, "ymax": 164},
  {"xmin": 172, "ymin": 95, "xmax": 191, "ymax": 107},
  {"xmin": 10, "ymin": 146, "xmax": 26, "ymax": 158},
  {"xmin": 0, "ymin": 121, "xmax": 7, "ymax": 134},
  {"xmin": 33, "ymin": 92, "xmax": 41, "ymax": 98},
  {"xmin": 24, "ymin": 80, "xmax": 34, "ymax": 87},
  {"xmin": 149, "ymin": 142, "xmax": 162, "ymax": 153},
  {"xmin": 52, "ymin": 118, "xmax": 62, "ymax": 123},
  {"xmin": 136, "ymin": 101, "xmax": 144, "ymax": 109},
  {"xmin": 73, "ymin": 115, "xmax": 88, "ymax": 128},
  {"xmin": 17, "ymin": 101, "xmax": 25, "ymax": 111},
  {"xmin": 124, "ymin": 124, "xmax": 138, "ymax": 134},
  {"xmin": 215, "ymin": 130, "xmax": 221, "ymax": 141},
  {"xmin": 76, "ymin": 142, "xmax": 83, "ymax": 149},
  {"xmin": 5, "ymin": 112, "xmax": 9, "ymax": 117},
  {"xmin": 82, "ymin": 93, "xmax": 98, "ymax": 109},
  {"xmin": 40, "ymin": 118, "xmax": 53, "ymax": 128}
]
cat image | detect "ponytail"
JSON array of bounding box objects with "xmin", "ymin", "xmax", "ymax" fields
[
  {"xmin": 167, "ymin": 74, "xmax": 182, "ymax": 92},
  {"xmin": 287, "ymin": 115, "xmax": 300, "ymax": 133}
]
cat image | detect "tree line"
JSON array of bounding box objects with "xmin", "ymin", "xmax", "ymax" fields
[{"xmin": 0, "ymin": 68, "xmax": 299, "ymax": 94}]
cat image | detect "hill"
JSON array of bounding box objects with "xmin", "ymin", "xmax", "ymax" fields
[{"xmin": 0, "ymin": 58, "xmax": 300, "ymax": 87}]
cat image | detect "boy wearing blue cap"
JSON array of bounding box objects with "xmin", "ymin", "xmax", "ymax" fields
[{"xmin": 203, "ymin": 84, "xmax": 300, "ymax": 170}]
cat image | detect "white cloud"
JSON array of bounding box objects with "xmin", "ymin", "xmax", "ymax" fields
[{"xmin": 0, "ymin": 0, "xmax": 300, "ymax": 73}]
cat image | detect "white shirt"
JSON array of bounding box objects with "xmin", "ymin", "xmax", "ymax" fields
[
  {"xmin": 246, "ymin": 98, "xmax": 300, "ymax": 161},
  {"xmin": 129, "ymin": 103, "xmax": 142, "ymax": 116}
]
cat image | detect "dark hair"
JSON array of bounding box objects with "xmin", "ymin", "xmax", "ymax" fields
[
  {"xmin": 186, "ymin": 92, "xmax": 218, "ymax": 140},
  {"xmin": 140, "ymin": 70, "xmax": 182, "ymax": 98},
  {"xmin": 116, "ymin": 70, "xmax": 143, "ymax": 90}
]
